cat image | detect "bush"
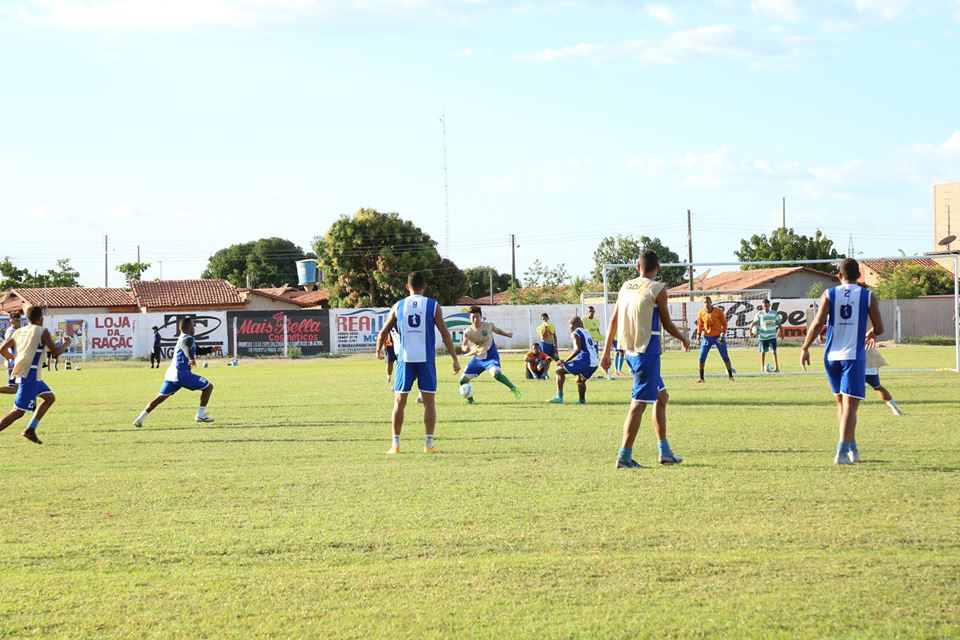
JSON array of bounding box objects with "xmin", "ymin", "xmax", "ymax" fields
[
  {"xmin": 900, "ymin": 335, "xmax": 956, "ymax": 346},
  {"xmin": 287, "ymin": 346, "xmax": 303, "ymax": 359}
]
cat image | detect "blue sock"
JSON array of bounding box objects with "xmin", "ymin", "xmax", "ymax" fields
[
  {"xmin": 618, "ymin": 447, "xmax": 632, "ymax": 463},
  {"xmin": 615, "ymin": 353, "xmax": 624, "ymax": 372},
  {"xmin": 27, "ymin": 418, "xmax": 39, "ymax": 430},
  {"xmin": 837, "ymin": 441, "xmax": 849, "ymax": 456},
  {"xmin": 657, "ymin": 439, "xmax": 672, "ymax": 456},
  {"xmin": 850, "ymin": 440, "xmax": 858, "ymax": 452}
]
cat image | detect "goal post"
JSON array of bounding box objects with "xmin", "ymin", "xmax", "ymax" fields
[{"xmin": 601, "ymin": 254, "xmax": 960, "ymax": 373}]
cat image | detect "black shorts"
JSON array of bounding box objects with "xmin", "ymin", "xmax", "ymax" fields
[{"xmin": 386, "ymin": 344, "xmax": 397, "ymax": 363}]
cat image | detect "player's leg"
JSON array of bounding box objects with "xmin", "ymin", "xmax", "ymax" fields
[
  {"xmin": 617, "ymin": 401, "xmax": 647, "ymax": 468},
  {"xmin": 549, "ymin": 365, "xmax": 567, "ymax": 403},
  {"xmin": 420, "ymin": 391, "xmax": 438, "ymax": 453},
  {"xmin": 772, "ymin": 341, "xmax": 780, "ymax": 372},
  {"xmin": 760, "ymin": 346, "xmax": 766, "ymax": 372},
  {"xmin": 133, "ymin": 389, "xmax": 173, "ymax": 427},
  {"xmin": 0, "ymin": 408, "xmax": 26, "ymax": 432},
  {"xmin": 490, "ymin": 364, "xmax": 520, "ymax": 399},
  {"xmin": 618, "ymin": 354, "xmax": 658, "ymax": 468},
  {"xmin": 196, "ymin": 382, "xmax": 214, "ymax": 423},
  {"xmin": 716, "ymin": 341, "xmax": 734, "ymax": 380},
  {"xmin": 576, "ymin": 375, "xmax": 587, "ymax": 404},
  {"xmin": 390, "ymin": 392, "xmax": 408, "ymax": 453},
  {"xmin": 834, "ymin": 361, "xmax": 865, "ymax": 464},
  {"xmin": 698, "ymin": 339, "xmax": 712, "ymax": 382},
  {"xmin": 868, "ymin": 374, "xmax": 902, "ymax": 415},
  {"xmin": 22, "ymin": 386, "xmax": 55, "ymax": 444}
]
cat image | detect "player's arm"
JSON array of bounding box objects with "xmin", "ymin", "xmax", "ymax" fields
[
  {"xmin": 0, "ymin": 336, "xmax": 14, "ymax": 362},
  {"xmin": 42, "ymin": 328, "xmax": 72, "ymax": 358},
  {"xmin": 491, "ymin": 324, "xmax": 513, "ymax": 339},
  {"xmin": 600, "ymin": 305, "xmax": 619, "ymax": 371},
  {"xmin": 375, "ymin": 307, "xmax": 398, "ymax": 360},
  {"xmin": 696, "ymin": 312, "xmax": 704, "ymax": 338},
  {"xmin": 434, "ymin": 305, "xmax": 461, "ymax": 373},
  {"xmin": 866, "ymin": 291, "xmax": 884, "ymax": 339},
  {"xmin": 800, "ymin": 291, "xmax": 831, "ymax": 368},
  {"xmin": 657, "ymin": 289, "xmax": 690, "ymax": 351},
  {"xmin": 563, "ymin": 332, "xmax": 583, "ymax": 365}
]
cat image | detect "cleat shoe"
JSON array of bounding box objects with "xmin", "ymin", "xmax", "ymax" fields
[
  {"xmin": 466, "ymin": 396, "xmax": 475, "ymax": 404},
  {"xmin": 424, "ymin": 446, "xmax": 439, "ymax": 454},
  {"xmin": 849, "ymin": 449, "xmax": 861, "ymax": 464},
  {"xmin": 576, "ymin": 400, "xmax": 586, "ymax": 405},
  {"xmin": 616, "ymin": 458, "xmax": 646, "ymax": 469},
  {"xmin": 21, "ymin": 429, "xmax": 42, "ymax": 445},
  {"xmin": 512, "ymin": 388, "xmax": 522, "ymax": 400},
  {"xmin": 659, "ymin": 453, "xmax": 683, "ymax": 465},
  {"xmin": 387, "ymin": 447, "xmax": 401, "ymax": 455},
  {"xmin": 195, "ymin": 416, "xmax": 215, "ymax": 423},
  {"xmin": 834, "ymin": 453, "xmax": 853, "ymax": 465},
  {"xmin": 696, "ymin": 379, "xmax": 705, "ymax": 384},
  {"xmin": 132, "ymin": 418, "xmax": 143, "ymax": 428},
  {"xmin": 415, "ymin": 394, "xmax": 424, "ymax": 404},
  {"xmin": 547, "ymin": 396, "xmax": 564, "ymax": 404}
]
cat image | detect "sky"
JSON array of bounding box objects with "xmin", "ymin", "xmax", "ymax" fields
[{"xmin": 1, "ymin": 0, "xmax": 959, "ymax": 287}]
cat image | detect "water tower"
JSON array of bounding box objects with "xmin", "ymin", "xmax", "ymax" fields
[{"xmin": 295, "ymin": 259, "xmax": 322, "ymax": 291}]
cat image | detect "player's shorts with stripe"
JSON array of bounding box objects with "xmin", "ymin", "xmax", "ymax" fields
[
  {"xmin": 561, "ymin": 357, "xmax": 597, "ymax": 380},
  {"xmin": 865, "ymin": 372, "xmax": 881, "ymax": 389},
  {"xmin": 539, "ymin": 342, "xmax": 556, "ymax": 358},
  {"xmin": 699, "ymin": 336, "xmax": 730, "ymax": 363},
  {"xmin": 385, "ymin": 344, "xmax": 397, "ymax": 364},
  {"xmin": 825, "ymin": 358, "xmax": 866, "ymax": 399},
  {"xmin": 394, "ymin": 361, "xmax": 438, "ymax": 394},
  {"xmin": 626, "ymin": 353, "xmax": 666, "ymax": 404},
  {"xmin": 14, "ymin": 380, "xmax": 52, "ymax": 412},
  {"xmin": 758, "ymin": 338, "xmax": 777, "ymax": 353},
  {"xmin": 159, "ymin": 372, "xmax": 211, "ymax": 396},
  {"xmin": 463, "ymin": 355, "xmax": 502, "ymax": 379}
]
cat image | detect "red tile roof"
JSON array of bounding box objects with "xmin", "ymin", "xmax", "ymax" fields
[
  {"xmin": 8, "ymin": 287, "xmax": 136, "ymax": 309},
  {"xmin": 670, "ymin": 267, "xmax": 836, "ymax": 293},
  {"xmin": 861, "ymin": 258, "xmax": 947, "ymax": 273},
  {"xmin": 131, "ymin": 279, "xmax": 245, "ymax": 310},
  {"xmin": 290, "ymin": 289, "xmax": 330, "ymax": 307}
]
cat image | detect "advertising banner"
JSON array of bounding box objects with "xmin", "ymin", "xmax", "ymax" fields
[
  {"xmin": 331, "ymin": 308, "xmax": 391, "ymax": 354},
  {"xmin": 85, "ymin": 314, "xmax": 136, "ymax": 357},
  {"xmin": 140, "ymin": 312, "xmax": 229, "ymax": 359},
  {"xmin": 227, "ymin": 310, "xmax": 330, "ymax": 356}
]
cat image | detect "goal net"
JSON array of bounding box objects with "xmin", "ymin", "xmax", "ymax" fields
[{"xmin": 665, "ymin": 289, "xmax": 771, "ymax": 349}]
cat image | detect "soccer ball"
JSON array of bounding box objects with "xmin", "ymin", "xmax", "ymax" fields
[
  {"xmin": 75, "ymin": 366, "xmax": 82, "ymax": 371},
  {"xmin": 459, "ymin": 383, "xmax": 474, "ymax": 398},
  {"xmin": 201, "ymin": 361, "xmax": 209, "ymax": 368},
  {"xmin": 765, "ymin": 363, "xmax": 775, "ymax": 373}
]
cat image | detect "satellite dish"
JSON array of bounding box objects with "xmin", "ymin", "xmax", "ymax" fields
[
  {"xmin": 938, "ymin": 235, "xmax": 956, "ymax": 247},
  {"xmin": 693, "ymin": 268, "xmax": 712, "ymax": 285}
]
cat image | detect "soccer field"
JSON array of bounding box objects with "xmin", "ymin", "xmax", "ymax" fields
[{"xmin": 1, "ymin": 346, "xmax": 958, "ymax": 638}]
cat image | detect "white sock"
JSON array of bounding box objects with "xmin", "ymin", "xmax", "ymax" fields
[
  {"xmin": 137, "ymin": 409, "xmax": 149, "ymax": 423},
  {"xmin": 392, "ymin": 434, "xmax": 400, "ymax": 449},
  {"xmin": 426, "ymin": 434, "xmax": 434, "ymax": 448},
  {"xmin": 386, "ymin": 374, "xmax": 391, "ymax": 383},
  {"xmin": 197, "ymin": 405, "xmax": 207, "ymax": 418},
  {"xmin": 887, "ymin": 399, "xmax": 902, "ymax": 415}
]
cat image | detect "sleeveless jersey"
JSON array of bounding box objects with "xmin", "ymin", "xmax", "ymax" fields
[
  {"xmin": 395, "ymin": 294, "xmax": 437, "ymax": 364},
  {"xmin": 616, "ymin": 277, "xmax": 665, "ymax": 355},
  {"xmin": 165, "ymin": 333, "xmax": 197, "ymax": 382},
  {"xmin": 825, "ymin": 284, "xmax": 871, "ymax": 362},
  {"xmin": 571, "ymin": 327, "xmax": 599, "ymax": 367},
  {"xmin": 463, "ymin": 321, "xmax": 497, "ymax": 360},
  {"xmin": 11, "ymin": 325, "xmax": 46, "ymax": 382}
]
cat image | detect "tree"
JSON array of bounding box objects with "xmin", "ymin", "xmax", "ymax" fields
[
  {"xmin": 116, "ymin": 261, "xmax": 152, "ymax": 286},
  {"xmin": 503, "ymin": 260, "xmax": 573, "ymax": 304},
  {"xmin": 44, "ymin": 258, "xmax": 81, "ymax": 287},
  {"xmin": 313, "ymin": 208, "xmax": 466, "ymax": 307},
  {"xmin": 806, "ymin": 281, "xmax": 825, "ymax": 299},
  {"xmin": 463, "ymin": 266, "xmax": 516, "ymax": 300},
  {"xmin": 735, "ymin": 228, "xmax": 843, "ymax": 271},
  {"xmin": 202, "ymin": 238, "xmax": 311, "ymax": 288},
  {"xmin": 0, "ymin": 257, "xmax": 30, "ymax": 289},
  {"xmin": 875, "ymin": 264, "xmax": 955, "ymax": 300},
  {"xmin": 0, "ymin": 257, "xmax": 79, "ymax": 288},
  {"xmin": 592, "ymin": 235, "xmax": 685, "ymax": 290}
]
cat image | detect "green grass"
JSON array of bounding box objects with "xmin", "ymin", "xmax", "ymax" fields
[{"xmin": 0, "ymin": 345, "xmax": 958, "ymax": 638}]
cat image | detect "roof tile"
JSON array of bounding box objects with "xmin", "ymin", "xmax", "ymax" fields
[{"xmin": 131, "ymin": 279, "xmax": 244, "ymax": 309}]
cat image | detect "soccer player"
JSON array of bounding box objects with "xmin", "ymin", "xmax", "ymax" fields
[
  {"xmin": 582, "ymin": 305, "xmax": 604, "ymax": 348},
  {"xmin": 524, "ymin": 343, "xmax": 551, "ymax": 380},
  {"xmin": 805, "ymin": 302, "xmax": 822, "ymax": 346},
  {"xmin": 0, "ymin": 306, "xmax": 72, "ymax": 444},
  {"xmin": 376, "ymin": 271, "xmax": 460, "ymax": 454},
  {"xmin": 548, "ymin": 316, "xmax": 599, "ymax": 405},
  {"xmin": 459, "ymin": 306, "xmax": 521, "ymax": 403},
  {"xmin": 150, "ymin": 326, "xmax": 162, "ymax": 368},
  {"xmin": 536, "ymin": 313, "xmax": 558, "ymax": 363},
  {"xmin": 611, "ymin": 340, "xmax": 627, "ymax": 377},
  {"xmin": 801, "ymin": 258, "xmax": 884, "ymax": 465},
  {"xmin": 133, "ymin": 317, "xmax": 217, "ymax": 428},
  {"xmin": 383, "ymin": 329, "xmax": 399, "ymax": 385},
  {"xmin": 1, "ymin": 311, "xmax": 21, "ymax": 396},
  {"xmin": 696, "ymin": 296, "xmax": 734, "ymax": 382},
  {"xmin": 750, "ymin": 298, "xmax": 783, "ymax": 372},
  {"xmin": 601, "ymin": 250, "xmax": 690, "ymax": 468}
]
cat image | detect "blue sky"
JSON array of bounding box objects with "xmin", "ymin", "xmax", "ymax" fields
[{"xmin": 1, "ymin": 0, "xmax": 959, "ymax": 287}]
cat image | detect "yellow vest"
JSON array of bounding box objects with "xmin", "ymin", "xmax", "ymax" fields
[
  {"xmin": 11, "ymin": 325, "xmax": 46, "ymax": 381},
  {"xmin": 616, "ymin": 277, "xmax": 665, "ymax": 355}
]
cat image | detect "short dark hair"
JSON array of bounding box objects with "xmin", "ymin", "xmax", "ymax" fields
[
  {"xmin": 640, "ymin": 250, "xmax": 659, "ymax": 273},
  {"xmin": 407, "ymin": 271, "xmax": 426, "ymax": 291},
  {"xmin": 179, "ymin": 317, "xmax": 194, "ymax": 332},
  {"xmin": 762, "ymin": 298, "xmax": 771, "ymax": 305},
  {"xmin": 587, "ymin": 305, "xmax": 595, "ymax": 311},
  {"xmin": 151, "ymin": 326, "xmax": 159, "ymax": 331},
  {"xmin": 469, "ymin": 305, "xmax": 482, "ymax": 315},
  {"xmin": 839, "ymin": 258, "xmax": 860, "ymax": 281},
  {"xmin": 704, "ymin": 296, "xmax": 713, "ymax": 303},
  {"xmin": 27, "ymin": 306, "xmax": 44, "ymax": 323},
  {"xmin": 540, "ymin": 313, "xmax": 549, "ymax": 319}
]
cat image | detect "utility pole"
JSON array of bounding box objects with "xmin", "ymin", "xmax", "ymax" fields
[
  {"xmin": 687, "ymin": 210, "xmax": 694, "ymax": 301},
  {"xmin": 781, "ymin": 196, "xmax": 786, "ymax": 230},
  {"xmin": 488, "ymin": 269, "xmax": 494, "ymax": 305},
  {"xmin": 104, "ymin": 235, "xmax": 108, "ymax": 287},
  {"xmin": 137, "ymin": 245, "xmax": 141, "ymax": 280},
  {"xmin": 848, "ymin": 234, "xmax": 855, "ymax": 257},
  {"xmin": 440, "ymin": 112, "xmax": 450, "ymax": 258},
  {"xmin": 510, "ymin": 234, "xmax": 517, "ymax": 286}
]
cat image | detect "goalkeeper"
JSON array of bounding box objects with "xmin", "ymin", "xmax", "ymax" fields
[{"xmin": 696, "ymin": 296, "xmax": 734, "ymax": 383}]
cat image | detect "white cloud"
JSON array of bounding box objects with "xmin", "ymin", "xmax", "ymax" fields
[
  {"xmin": 645, "ymin": 4, "xmax": 679, "ymax": 26},
  {"xmin": 851, "ymin": 0, "xmax": 910, "ymax": 20},
  {"xmin": 750, "ymin": 0, "xmax": 803, "ymax": 22}
]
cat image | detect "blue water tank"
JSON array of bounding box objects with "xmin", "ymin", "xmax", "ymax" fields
[{"xmin": 296, "ymin": 259, "xmax": 319, "ymax": 286}]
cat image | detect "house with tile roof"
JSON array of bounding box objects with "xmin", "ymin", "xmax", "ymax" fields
[
  {"xmin": 0, "ymin": 287, "xmax": 137, "ymax": 315},
  {"xmin": 670, "ymin": 267, "xmax": 838, "ymax": 299},
  {"xmin": 859, "ymin": 258, "xmax": 952, "ymax": 287}
]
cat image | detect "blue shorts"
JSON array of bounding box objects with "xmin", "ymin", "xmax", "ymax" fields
[
  {"xmin": 865, "ymin": 373, "xmax": 881, "ymax": 389},
  {"xmin": 562, "ymin": 358, "xmax": 597, "ymax": 379},
  {"xmin": 626, "ymin": 353, "xmax": 666, "ymax": 404},
  {"xmin": 159, "ymin": 372, "xmax": 211, "ymax": 396},
  {"xmin": 394, "ymin": 361, "xmax": 437, "ymax": 394},
  {"xmin": 759, "ymin": 338, "xmax": 777, "ymax": 353},
  {"xmin": 539, "ymin": 342, "xmax": 557, "ymax": 358},
  {"xmin": 699, "ymin": 336, "xmax": 730, "ymax": 363},
  {"xmin": 825, "ymin": 359, "xmax": 866, "ymax": 399},
  {"xmin": 464, "ymin": 355, "xmax": 502, "ymax": 379},
  {"xmin": 14, "ymin": 380, "xmax": 52, "ymax": 412}
]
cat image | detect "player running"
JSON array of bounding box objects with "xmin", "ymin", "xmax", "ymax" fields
[
  {"xmin": 0, "ymin": 306, "xmax": 73, "ymax": 444},
  {"xmin": 376, "ymin": 272, "xmax": 460, "ymax": 454},
  {"xmin": 801, "ymin": 258, "xmax": 884, "ymax": 465},
  {"xmin": 601, "ymin": 251, "xmax": 690, "ymax": 468},
  {"xmin": 133, "ymin": 317, "xmax": 217, "ymax": 428},
  {"xmin": 548, "ymin": 316, "xmax": 599, "ymax": 405},
  {"xmin": 459, "ymin": 306, "xmax": 521, "ymax": 404},
  {"xmin": 864, "ymin": 335, "xmax": 903, "ymax": 415},
  {"xmin": 696, "ymin": 296, "xmax": 734, "ymax": 383},
  {"xmin": 750, "ymin": 298, "xmax": 783, "ymax": 372}
]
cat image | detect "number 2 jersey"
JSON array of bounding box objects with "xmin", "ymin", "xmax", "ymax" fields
[{"xmin": 825, "ymin": 283, "xmax": 871, "ymax": 362}]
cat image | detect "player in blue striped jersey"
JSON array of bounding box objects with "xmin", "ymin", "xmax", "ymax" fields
[
  {"xmin": 548, "ymin": 317, "xmax": 599, "ymax": 405},
  {"xmin": 802, "ymin": 259, "xmax": 884, "ymax": 465}
]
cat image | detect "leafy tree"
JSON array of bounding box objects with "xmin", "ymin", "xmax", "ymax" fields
[
  {"xmin": 44, "ymin": 258, "xmax": 81, "ymax": 287},
  {"xmin": 875, "ymin": 264, "xmax": 955, "ymax": 300},
  {"xmin": 202, "ymin": 238, "xmax": 311, "ymax": 288},
  {"xmin": 0, "ymin": 257, "xmax": 79, "ymax": 288},
  {"xmin": 313, "ymin": 208, "xmax": 466, "ymax": 307},
  {"xmin": 806, "ymin": 281, "xmax": 825, "ymax": 299},
  {"xmin": 523, "ymin": 260, "xmax": 570, "ymax": 288},
  {"xmin": 116, "ymin": 261, "xmax": 152, "ymax": 285},
  {"xmin": 735, "ymin": 228, "xmax": 843, "ymax": 271},
  {"xmin": 463, "ymin": 266, "xmax": 516, "ymax": 300},
  {"xmin": 503, "ymin": 261, "xmax": 573, "ymax": 304},
  {"xmin": 0, "ymin": 257, "xmax": 30, "ymax": 289},
  {"xmin": 592, "ymin": 235, "xmax": 685, "ymax": 290}
]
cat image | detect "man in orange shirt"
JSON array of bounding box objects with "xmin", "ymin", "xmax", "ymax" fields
[
  {"xmin": 524, "ymin": 343, "xmax": 551, "ymax": 379},
  {"xmin": 696, "ymin": 296, "xmax": 734, "ymax": 383}
]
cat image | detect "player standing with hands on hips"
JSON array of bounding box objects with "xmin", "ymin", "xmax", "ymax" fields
[
  {"xmin": 696, "ymin": 296, "xmax": 735, "ymax": 383},
  {"xmin": 801, "ymin": 258, "xmax": 884, "ymax": 465}
]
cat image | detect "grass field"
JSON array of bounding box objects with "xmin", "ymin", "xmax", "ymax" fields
[{"xmin": 1, "ymin": 345, "xmax": 958, "ymax": 638}]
